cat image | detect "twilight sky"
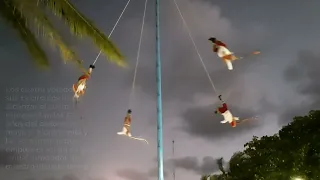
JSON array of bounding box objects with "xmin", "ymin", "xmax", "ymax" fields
[{"xmin": 1, "ymin": 0, "xmax": 320, "ymax": 180}]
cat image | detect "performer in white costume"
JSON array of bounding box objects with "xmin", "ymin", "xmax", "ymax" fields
[
  {"xmin": 209, "ymin": 37, "xmax": 238, "ymax": 70},
  {"xmin": 117, "ymin": 109, "xmax": 132, "ymax": 137},
  {"xmin": 209, "ymin": 37, "xmax": 261, "ymax": 70},
  {"xmin": 73, "ymin": 65, "xmax": 95, "ymax": 99},
  {"xmin": 214, "ymin": 95, "xmax": 240, "ymax": 127}
]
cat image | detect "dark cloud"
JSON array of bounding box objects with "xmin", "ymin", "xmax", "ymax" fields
[
  {"xmin": 0, "ymin": 149, "xmax": 20, "ymax": 166},
  {"xmin": 122, "ymin": 43, "xmax": 264, "ymax": 104},
  {"xmin": 150, "ymin": 156, "xmax": 221, "ymax": 176},
  {"xmin": 116, "ymin": 167, "xmax": 169, "ymax": 180},
  {"xmin": 180, "ymin": 103, "xmax": 261, "ymax": 139},
  {"xmin": 119, "ymin": 156, "xmax": 220, "ymax": 179},
  {"xmin": 62, "ymin": 174, "xmax": 80, "ymax": 180},
  {"xmin": 281, "ymin": 51, "xmax": 320, "ymax": 123},
  {"xmin": 169, "ymin": 156, "xmax": 198, "ymax": 171},
  {"xmin": 118, "ymin": 0, "xmax": 267, "ymax": 104},
  {"xmin": 166, "ymin": 156, "xmax": 220, "ymax": 175},
  {"xmin": 88, "ymin": 178, "xmax": 108, "ymax": 180},
  {"xmin": 116, "ymin": 168, "xmax": 149, "ymax": 180}
]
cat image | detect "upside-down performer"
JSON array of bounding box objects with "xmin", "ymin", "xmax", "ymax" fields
[
  {"xmin": 117, "ymin": 109, "xmax": 132, "ymax": 137},
  {"xmin": 73, "ymin": 64, "xmax": 95, "ymax": 99},
  {"xmin": 208, "ymin": 37, "xmax": 238, "ymax": 70},
  {"xmin": 208, "ymin": 37, "xmax": 261, "ymax": 70},
  {"xmin": 215, "ymin": 95, "xmax": 240, "ymax": 127},
  {"xmin": 117, "ymin": 109, "xmax": 148, "ymax": 144}
]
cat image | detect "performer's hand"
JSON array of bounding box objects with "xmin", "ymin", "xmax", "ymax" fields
[
  {"xmin": 218, "ymin": 95, "xmax": 222, "ymax": 100},
  {"xmin": 90, "ymin": 65, "xmax": 95, "ymax": 69}
]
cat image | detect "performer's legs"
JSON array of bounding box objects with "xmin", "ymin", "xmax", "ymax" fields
[
  {"xmin": 224, "ymin": 59, "xmax": 233, "ymax": 70},
  {"xmin": 117, "ymin": 127, "xmax": 126, "ymax": 135},
  {"xmin": 231, "ymin": 120, "xmax": 236, "ymax": 127},
  {"xmin": 125, "ymin": 125, "xmax": 131, "ymax": 137}
]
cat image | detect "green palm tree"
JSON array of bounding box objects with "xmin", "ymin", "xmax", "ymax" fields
[
  {"xmin": 217, "ymin": 157, "xmax": 226, "ymax": 175},
  {"xmin": 0, "ymin": 0, "xmax": 125, "ymax": 71},
  {"xmin": 200, "ymin": 158, "xmax": 228, "ymax": 180}
]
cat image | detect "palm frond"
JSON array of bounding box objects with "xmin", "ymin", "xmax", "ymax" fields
[
  {"xmin": 0, "ymin": 0, "xmax": 49, "ymax": 69},
  {"xmin": 217, "ymin": 158, "xmax": 226, "ymax": 174},
  {"xmin": 10, "ymin": 0, "xmax": 86, "ymax": 72},
  {"xmin": 42, "ymin": 0, "xmax": 126, "ymax": 67},
  {"xmin": 201, "ymin": 175, "xmax": 209, "ymax": 180}
]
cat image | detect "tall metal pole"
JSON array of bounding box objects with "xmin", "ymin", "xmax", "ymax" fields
[
  {"xmin": 172, "ymin": 140, "xmax": 175, "ymax": 180},
  {"xmin": 155, "ymin": 0, "xmax": 164, "ymax": 180}
]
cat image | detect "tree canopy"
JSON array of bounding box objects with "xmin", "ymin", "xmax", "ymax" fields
[
  {"xmin": 202, "ymin": 110, "xmax": 320, "ymax": 180},
  {"xmin": 0, "ymin": 0, "xmax": 126, "ymax": 70}
]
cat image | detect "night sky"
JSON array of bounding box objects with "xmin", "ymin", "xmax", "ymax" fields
[{"xmin": 1, "ymin": 0, "xmax": 320, "ymax": 180}]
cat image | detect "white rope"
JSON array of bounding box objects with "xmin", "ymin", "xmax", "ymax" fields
[
  {"xmin": 92, "ymin": 0, "xmax": 132, "ymax": 65},
  {"xmin": 128, "ymin": 0, "xmax": 148, "ymax": 108},
  {"xmin": 172, "ymin": 0, "xmax": 218, "ymax": 94}
]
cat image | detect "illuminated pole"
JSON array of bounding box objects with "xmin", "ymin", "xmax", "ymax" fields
[{"xmin": 155, "ymin": 0, "xmax": 164, "ymax": 180}]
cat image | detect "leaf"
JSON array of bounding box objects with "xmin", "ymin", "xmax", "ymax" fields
[
  {"xmin": 0, "ymin": 0, "xmax": 49, "ymax": 69},
  {"xmin": 42, "ymin": 0, "xmax": 126, "ymax": 67},
  {"xmin": 10, "ymin": 0, "xmax": 85, "ymax": 71}
]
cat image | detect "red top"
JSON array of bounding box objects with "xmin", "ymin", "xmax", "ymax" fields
[
  {"xmin": 218, "ymin": 103, "xmax": 228, "ymax": 113},
  {"xmin": 78, "ymin": 74, "xmax": 90, "ymax": 81},
  {"xmin": 213, "ymin": 40, "xmax": 227, "ymax": 52},
  {"xmin": 215, "ymin": 40, "xmax": 227, "ymax": 47}
]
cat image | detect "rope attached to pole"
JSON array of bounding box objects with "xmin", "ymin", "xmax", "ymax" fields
[
  {"xmin": 172, "ymin": 0, "xmax": 218, "ymax": 94},
  {"xmin": 128, "ymin": 0, "xmax": 148, "ymax": 108},
  {"xmin": 92, "ymin": 0, "xmax": 132, "ymax": 65}
]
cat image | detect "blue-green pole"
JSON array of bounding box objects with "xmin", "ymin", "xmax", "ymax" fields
[{"xmin": 155, "ymin": 0, "xmax": 164, "ymax": 180}]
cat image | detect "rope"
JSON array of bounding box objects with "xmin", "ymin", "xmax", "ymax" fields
[
  {"xmin": 92, "ymin": 0, "xmax": 132, "ymax": 65},
  {"xmin": 172, "ymin": 0, "xmax": 218, "ymax": 94},
  {"xmin": 172, "ymin": 140, "xmax": 176, "ymax": 180},
  {"xmin": 128, "ymin": 0, "xmax": 148, "ymax": 108}
]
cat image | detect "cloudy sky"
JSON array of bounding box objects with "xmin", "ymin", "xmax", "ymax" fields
[{"xmin": 1, "ymin": 0, "xmax": 320, "ymax": 180}]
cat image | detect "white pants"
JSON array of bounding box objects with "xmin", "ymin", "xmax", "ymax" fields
[
  {"xmin": 217, "ymin": 46, "xmax": 233, "ymax": 70},
  {"xmin": 225, "ymin": 60, "xmax": 233, "ymax": 70},
  {"xmin": 117, "ymin": 127, "xmax": 131, "ymax": 137},
  {"xmin": 217, "ymin": 46, "xmax": 233, "ymax": 58},
  {"xmin": 220, "ymin": 110, "xmax": 239, "ymax": 124},
  {"xmin": 74, "ymin": 83, "xmax": 86, "ymax": 98},
  {"xmin": 77, "ymin": 83, "xmax": 86, "ymax": 92}
]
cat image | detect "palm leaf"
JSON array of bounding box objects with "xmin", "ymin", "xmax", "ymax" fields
[
  {"xmin": 217, "ymin": 158, "xmax": 226, "ymax": 174},
  {"xmin": 201, "ymin": 175, "xmax": 209, "ymax": 180},
  {"xmin": 0, "ymin": 0, "xmax": 49, "ymax": 69},
  {"xmin": 10, "ymin": 0, "xmax": 86, "ymax": 72},
  {"xmin": 43, "ymin": 0, "xmax": 126, "ymax": 67}
]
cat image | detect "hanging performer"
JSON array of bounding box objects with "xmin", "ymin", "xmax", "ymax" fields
[
  {"xmin": 117, "ymin": 109, "xmax": 132, "ymax": 137},
  {"xmin": 214, "ymin": 95, "xmax": 240, "ymax": 127},
  {"xmin": 208, "ymin": 37, "xmax": 238, "ymax": 70},
  {"xmin": 117, "ymin": 109, "xmax": 148, "ymax": 144},
  {"xmin": 73, "ymin": 65, "xmax": 95, "ymax": 99},
  {"xmin": 208, "ymin": 37, "xmax": 261, "ymax": 70}
]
